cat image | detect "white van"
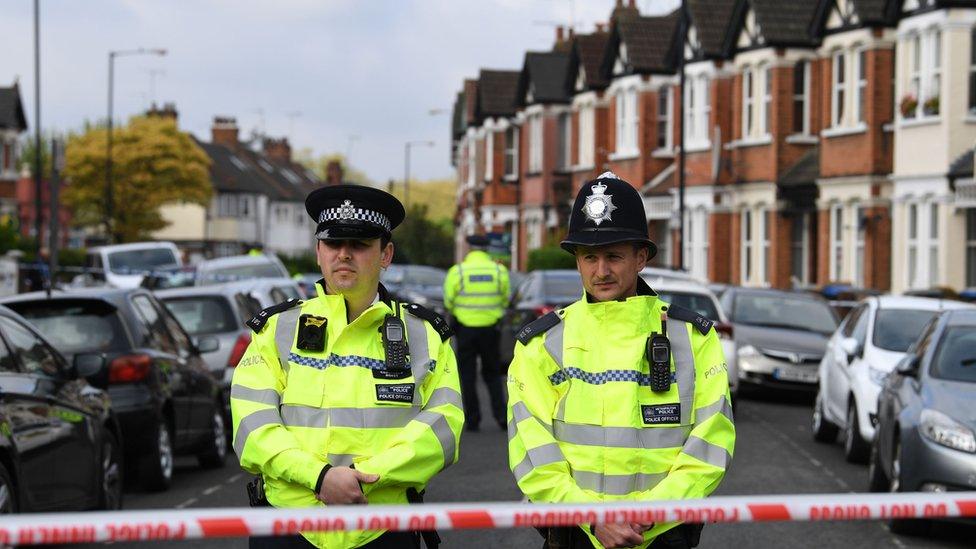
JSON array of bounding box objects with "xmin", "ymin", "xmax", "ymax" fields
[{"xmin": 84, "ymin": 241, "xmax": 183, "ymax": 288}]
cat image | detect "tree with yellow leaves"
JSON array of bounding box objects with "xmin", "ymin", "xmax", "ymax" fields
[{"xmin": 64, "ymin": 115, "xmax": 211, "ymax": 242}]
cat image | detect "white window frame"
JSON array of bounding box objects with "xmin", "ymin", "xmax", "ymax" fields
[
  {"xmin": 528, "ymin": 113, "xmax": 543, "ymax": 173},
  {"xmin": 793, "ymin": 61, "xmax": 810, "ymax": 135},
  {"xmin": 830, "ymin": 203, "xmax": 844, "ymax": 281},
  {"xmin": 761, "ymin": 66, "xmax": 772, "ymax": 136},
  {"xmin": 928, "ymin": 202, "xmax": 939, "ymax": 285},
  {"xmin": 854, "ymin": 204, "xmax": 866, "ymax": 287},
  {"xmin": 504, "ymin": 126, "xmax": 519, "ymax": 180},
  {"xmin": 967, "ymin": 209, "xmax": 976, "ymax": 286},
  {"xmin": 855, "ymin": 48, "xmax": 867, "ymax": 124},
  {"xmin": 615, "ymin": 87, "xmax": 639, "ymax": 155},
  {"xmin": 466, "ymin": 137, "xmax": 476, "ymax": 187},
  {"xmin": 557, "ymin": 111, "xmax": 572, "ymax": 171},
  {"xmin": 904, "ymin": 29, "xmax": 942, "ymax": 119},
  {"xmin": 578, "ymin": 103, "xmax": 595, "ymax": 167},
  {"xmin": 832, "ymin": 51, "xmax": 847, "ymax": 128},
  {"xmin": 656, "ymin": 86, "xmax": 672, "ymax": 151},
  {"xmin": 791, "ymin": 213, "xmax": 811, "ymax": 284},
  {"xmin": 741, "ymin": 209, "xmax": 753, "ymax": 283},
  {"xmin": 969, "ymin": 28, "xmax": 976, "ymax": 115},
  {"xmin": 742, "ymin": 68, "xmax": 754, "ymax": 137},
  {"xmin": 907, "ymin": 202, "xmax": 919, "ymax": 288},
  {"xmin": 759, "ymin": 207, "xmax": 770, "ymax": 285},
  {"xmin": 685, "ymin": 76, "xmax": 711, "ymax": 147},
  {"xmin": 484, "ymin": 129, "xmax": 493, "ymax": 182}
]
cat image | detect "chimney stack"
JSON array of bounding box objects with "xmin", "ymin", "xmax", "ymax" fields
[
  {"xmin": 595, "ymin": 22, "xmax": 607, "ymax": 33},
  {"xmin": 211, "ymin": 116, "xmax": 239, "ymax": 148},
  {"xmin": 556, "ymin": 25, "xmax": 564, "ymax": 43},
  {"xmin": 146, "ymin": 102, "xmax": 178, "ymax": 122},
  {"xmin": 262, "ymin": 137, "xmax": 292, "ymax": 163}
]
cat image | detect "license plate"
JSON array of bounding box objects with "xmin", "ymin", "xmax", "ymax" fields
[{"xmin": 773, "ymin": 368, "xmax": 817, "ymax": 383}]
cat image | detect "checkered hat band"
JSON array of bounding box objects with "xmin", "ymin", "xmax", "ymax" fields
[
  {"xmin": 318, "ymin": 206, "xmax": 391, "ymax": 232},
  {"xmin": 549, "ymin": 366, "xmax": 676, "ymax": 386}
]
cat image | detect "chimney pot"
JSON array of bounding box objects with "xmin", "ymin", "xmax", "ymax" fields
[
  {"xmin": 556, "ymin": 25, "xmax": 564, "ymax": 43},
  {"xmin": 211, "ymin": 116, "xmax": 239, "ymax": 148},
  {"xmin": 596, "ymin": 22, "xmax": 606, "ymax": 32}
]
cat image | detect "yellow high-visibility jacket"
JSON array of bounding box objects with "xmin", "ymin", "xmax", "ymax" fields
[
  {"xmin": 231, "ymin": 282, "xmax": 463, "ymax": 549},
  {"xmin": 443, "ymin": 250, "xmax": 509, "ymax": 327},
  {"xmin": 507, "ymin": 279, "xmax": 735, "ymax": 548}
]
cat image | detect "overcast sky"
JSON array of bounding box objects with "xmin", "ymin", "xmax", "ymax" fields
[{"xmin": 1, "ymin": 0, "xmax": 679, "ymax": 184}]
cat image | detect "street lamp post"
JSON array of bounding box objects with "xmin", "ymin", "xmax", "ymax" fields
[
  {"xmin": 404, "ymin": 140, "xmax": 435, "ymax": 209},
  {"xmin": 105, "ymin": 47, "xmax": 166, "ymax": 243}
]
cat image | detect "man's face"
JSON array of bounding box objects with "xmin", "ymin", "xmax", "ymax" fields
[
  {"xmin": 575, "ymin": 242, "xmax": 648, "ymax": 302},
  {"xmin": 317, "ymin": 238, "xmax": 394, "ymax": 297}
]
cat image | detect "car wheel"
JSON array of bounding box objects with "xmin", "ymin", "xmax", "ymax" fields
[
  {"xmin": 867, "ymin": 437, "xmax": 887, "ymax": 492},
  {"xmin": 197, "ymin": 408, "xmax": 228, "ymax": 469},
  {"xmin": 812, "ymin": 389, "xmax": 839, "ymax": 443},
  {"xmin": 140, "ymin": 419, "xmax": 174, "ymax": 492},
  {"xmin": 98, "ymin": 431, "xmax": 124, "ymax": 510},
  {"xmin": 887, "ymin": 437, "xmax": 930, "ymax": 536},
  {"xmin": 0, "ymin": 462, "xmax": 16, "ymax": 513},
  {"xmin": 843, "ymin": 400, "xmax": 870, "ymax": 463}
]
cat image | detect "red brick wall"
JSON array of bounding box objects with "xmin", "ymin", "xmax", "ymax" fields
[
  {"xmin": 730, "ymin": 212, "xmax": 742, "ymax": 285},
  {"xmin": 769, "ymin": 210, "xmax": 792, "ymax": 289},
  {"xmin": 709, "ymin": 212, "xmax": 733, "ymax": 283},
  {"xmin": 816, "ymin": 208, "xmax": 830, "ymax": 285},
  {"xmin": 866, "ymin": 201, "xmax": 892, "ymax": 291}
]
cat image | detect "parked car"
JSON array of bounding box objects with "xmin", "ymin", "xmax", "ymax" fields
[
  {"xmin": 869, "ymin": 309, "xmax": 976, "ymax": 536},
  {"xmin": 499, "ymin": 270, "xmax": 582, "ymax": 365},
  {"xmin": 82, "ymin": 241, "xmax": 182, "ymax": 289},
  {"xmin": 294, "ymin": 272, "xmax": 323, "ymax": 299},
  {"xmin": 0, "ymin": 304, "xmax": 123, "ymax": 512},
  {"xmin": 381, "ymin": 265, "xmax": 448, "ymax": 316},
  {"xmin": 644, "ymin": 277, "xmax": 739, "ymax": 403},
  {"xmin": 720, "ymin": 287, "xmax": 839, "ymax": 393},
  {"xmin": 639, "ymin": 266, "xmax": 698, "ymax": 284},
  {"xmin": 1, "ymin": 288, "xmax": 227, "ymax": 492},
  {"xmin": 156, "ymin": 284, "xmax": 263, "ymax": 423},
  {"xmin": 813, "ymin": 296, "xmax": 973, "ymax": 463},
  {"xmin": 195, "ymin": 254, "xmax": 290, "ymax": 285},
  {"xmin": 234, "ymin": 277, "xmax": 304, "ymax": 308}
]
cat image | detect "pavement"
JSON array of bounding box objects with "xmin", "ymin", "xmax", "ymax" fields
[{"xmin": 67, "ymin": 385, "xmax": 975, "ymax": 549}]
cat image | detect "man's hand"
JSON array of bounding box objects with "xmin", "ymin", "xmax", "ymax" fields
[
  {"xmin": 593, "ymin": 523, "xmax": 645, "ymax": 548},
  {"xmin": 316, "ymin": 466, "xmax": 379, "ymax": 505}
]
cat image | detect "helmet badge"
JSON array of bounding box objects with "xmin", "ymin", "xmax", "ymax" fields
[
  {"xmin": 583, "ymin": 181, "xmax": 616, "ymax": 226},
  {"xmin": 338, "ymin": 200, "xmax": 356, "ymax": 220}
]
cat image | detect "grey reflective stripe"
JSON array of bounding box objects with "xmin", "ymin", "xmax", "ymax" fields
[
  {"xmin": 230, "ymin": 385, "xmax": 281, "ymax": 406},
  {"xmin": 511, "ymin": 401, "xmax": 554, "ymax": 435},
  {"xmin": 507, "ymin": 418, "xmax": 518, "ymax": 443},
  {"xmin": 281, "ymin": 405, "xmax": 420, "ymax": 429},
  {"xmin": 572, "ymin": 470, "xmax": 666, "ymax": 496},
  {"xmin": 404, "ymin": 311, "xmax": 431, "ymax": 399},
  {"xmin": 415, "ymin": 409, "xmax": 457, "ymax": 466},
  {"xmin": 275, "ymin": 308, "xmax": 302, "ymax": 373},
  {"xmin": 683, "ymin": 435, "xmax": 731, "ymax": 469},
  {"xmin": 457, "ymin": 266, "xmax": 465, "ymax": 293},
  {"xmin": 695, "ymin": 397, "xmax": 733, "ymax": 425},
  {"xmin": 426, "ymin": 387, "xmax": 463, "ymax": 409},
  {"xmin": 457, "ymin": 291, "xmax": 504, "ymax": 297},
  {"xmin": 542, "ymin": 321, "xmax": 565, "ymax": 369},
  {"xmin": 668, "ymin": 318, "xmax": 696, "ymax": 425},
  {"xmin": 327, "ymin": 453, "xmax": 356, "ymax": 467},
  {"xmin": 453, "ymin": 303, "xmax": 502, "ymax": 310},
  {"xmin": 511, "ymin": 442, "xmax": 565, "ymax": 481},
  {"xmin": 553, "ymin": 419, "xmax": 690, "ymax": 449},
  {"xmin": 233, "ymin": 408, "xmax": 282, "ymax": 456}
]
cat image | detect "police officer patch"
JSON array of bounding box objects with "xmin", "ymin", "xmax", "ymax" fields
[
  {"xmin": 375, "ymin": 383, "xmax": 415, "ymax": 403},
  {"xmin": 641, "ymin": 403, "xmax": 681, "ymax": 425}
]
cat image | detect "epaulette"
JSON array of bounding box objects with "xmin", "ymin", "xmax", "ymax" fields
[
  {"xmin": 665, "ymin": 304, "xmax": 714, "ymax": 336},
  {"xmin": 402, "ymin": 303, "xmax": 453, "ymax": 342},
  {"xmin": 246, "ymin": 298, "xmax": 302, "ymax": 334},
  {"xmin": 516, "ymin": 311, "xmax": 561, "ymax": 345}
]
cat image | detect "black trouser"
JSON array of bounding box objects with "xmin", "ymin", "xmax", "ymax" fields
[
  {"xmin": 541, "ymin": 523, "xmax": 702, "ymax": 549},
  {"xmin": 249, "ymin": 530, "xmax": 420, "ymax": 548},
  {"xmin": 455, "ymin": 323, "xmax": 506, "ymax": 428}
]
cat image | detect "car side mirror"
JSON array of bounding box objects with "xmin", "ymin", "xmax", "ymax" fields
[
  {"xmin": 895, "ymin": 355, "xmax": 919, "ymax": 377},
  {"xmin": 196, "ymin": 336, "xmax": 220, "ymax": 354},
  {"xmin": 73, "ymin": 353, "xmax": 107, "ymax": 382},
  {"xmin": 840, "ymin": 337, "xmax": 862, "ymax": 363}
]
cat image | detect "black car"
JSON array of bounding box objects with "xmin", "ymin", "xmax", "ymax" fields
[
  {"xmin": 2, "ymin": 288, "xmax": 227, "ymax": 491},
  {"xmin": 0, "ymin": 304, "xmax": 123, "ymax": 512},
  {"xmin": 499, "ymin": 270, "xmax": 583, "ymax": 365}
]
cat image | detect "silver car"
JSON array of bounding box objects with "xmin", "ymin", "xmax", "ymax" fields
[{"xmin": 195, "ymin": 254, "xmax": 290, "ymax": 285}]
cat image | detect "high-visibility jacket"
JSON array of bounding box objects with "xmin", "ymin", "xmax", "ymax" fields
[
  {"xmin": 506, "ymin": 279, "xmax": 735, "ymax": 548},
  {"xmin": 443, "ymin": 250, "xmax": 509, "ymax": 327},
  {"xmin": 231, "ymin": 282, "xmax": 463, "ymax": 549}
]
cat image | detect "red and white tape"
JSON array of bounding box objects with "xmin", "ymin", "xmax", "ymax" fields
[{"xmin": 0, "ymin": 492, "xmax": 974, "ymax": 545}]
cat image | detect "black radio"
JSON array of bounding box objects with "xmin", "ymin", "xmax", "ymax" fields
[
  {"xmin": 647, "ymin": 332, "xmax": 672, "ymax": 392},
  {"xmin": 381, "ymin": 315, "xmax": 410, "ymax": 371}
]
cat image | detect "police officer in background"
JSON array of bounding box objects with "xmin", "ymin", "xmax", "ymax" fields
[
  {"xmin": 231, "ymin": 184, "xmax": 464, "ymax": 549},
  {"xmin": 507, "ymin": 172, "xmax": 735, "ymax": 549},
  {"xmin": 443, "ymin": 234, "xmax": 510, "ymax": 431}
]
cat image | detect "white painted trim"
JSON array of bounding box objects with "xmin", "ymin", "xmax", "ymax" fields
[
  {"xmin": 608, "ymin": 151, "xmax": 640, "ymax": 161},
  {"xmin": 785, "ymin": 134, "xmax": 819, "ymax": 144},
  {"xmin": 726, "ymin": 135, "xmax": 772, "ymax": 149},
  {"xmin": 897, "ymin": 117, "xmax": 941, "ymax": 129},
  {"xmin": 651, "ymin": 148, "xmax": 675, "ymax": 158},
  {"xmin": 822, "ymin": 124, "xmax": 868, "ymax": 138}
]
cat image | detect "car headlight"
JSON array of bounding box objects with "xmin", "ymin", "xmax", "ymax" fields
[
  {"xmin": 737, "ymin": 345, "xmax": 759, "ymax": 358},
  {"xmin": 868, "ymin": 366, "xmax": 889, "ymax": 386},
  {"xmin": 920, "ymin": 409, "xmax": 976, "ymax": 453}
]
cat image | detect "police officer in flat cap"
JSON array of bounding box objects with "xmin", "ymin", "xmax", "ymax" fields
[
  {"xmin": 443, "ymin": 233, "xmax": 510, "ymax": 432},
  {"xmin": 232, "ymin": 184, "xmax": 463, "ymax": 549},
  {"xmin": 507, "ymin": 172, "xmax": 735, "ymax": 549}
]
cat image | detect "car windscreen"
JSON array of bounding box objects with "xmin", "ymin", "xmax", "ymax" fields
[
  {"xmin": 657, "ymin": 291, "xmax": 720, "ymax": 322},
  {"xmin": 200, "ymin": 263, "xmax": 286, "ymax": 284},
  {"xmin": 732, "ymin": 293, "xmax": 838, "ymax": 334},
  {"xmin": 930, "ymin": 326, "xmax": 976, "ymax": 383},
  {"xmin": 542, "ymin": 274, "xmax": 583, "ymax": 302},
  {"xmin": 403, "ymin": 269, "xmax": 446, "ymax": 287},
  {"xmin": 873, "ymin": 309, "xmax": 938, "ymax": 352},
  {"xmin": 9, "ymin": 299, "xmax": 130, "ymax": 354},
  {"xmin": 107, "ymin": 248, "xmax": 179, "ymax": 275},
  {"xmin": 162, "ymin": 296, "xmax": 238, "ymax": 335}
]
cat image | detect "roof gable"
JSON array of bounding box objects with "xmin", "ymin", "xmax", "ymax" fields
[
  {"xmin": 517, "ymin": 51, "xmax": 571, "ymax": 106},
  {"xmin": 813, "ymin": 0, "xmax": 898, "ymax": 35},
  {"xmin": 603, "ymin": 11, "xmax": 681, "ymax": 78},
  {"xmin": 476, "ymin": 69, "xmax": 520, "ymax": 120},
  {"xmin": 0, "ymin": 85, "xmax": 28, "ymax": 131},
  {"xmin": 569, "ymin": 31, "xmax": 610, "ymax": 93},
  {"xmin": 732, "ymin": 0, "xmax": 820, "ymax": 52},
  {"xmin": 686, "ymin": 0, "xmax": 739, "ymax": 58}
]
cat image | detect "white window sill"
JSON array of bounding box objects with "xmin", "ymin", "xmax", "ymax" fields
[
  {"xmin": 651, "ymin": 148, "xmax": 675, "ymax": 159},
  {"xmin": 571, "ymin": 163, "xmax": 595, "ymax": 173},
  {"xmin": 684, "ymin": 142, "xmax": 712, "ymax": 154},
  {"xmin": 503, "ymin": 174, "xmax": 519, "ymax": 183},
  {"xmin": 609, "ymin": 151, "xmax": 640, "ymax": 161},
  {"xmin": 821, "ymin": 124, "xmax": 867, "ymax": 139},
  {"xmin": 882, "ymin": 123, "xmax": 894, "ymax": 133},
  {"xmin": 785, "ymin": 134, "xmax": 819, "ymax": 145},
  {"xmin": 898, "ymin": 117, "xmax": 941, "ymax": 129},
  {"xmin": 965, "ymin": 116, "xmax": 976, "ymax": 124},
  {"xmin": 727, "ymin": 135, "xmax": 772, "ymax": 149}
]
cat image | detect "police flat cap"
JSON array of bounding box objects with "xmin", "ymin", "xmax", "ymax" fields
[
  {"xmin": 466, "ymin": 234, "xmax": 490, "ymax": 247},
  {"xmin": 305, "ymin": 184, "xmax": 405, "ymax": 240}
]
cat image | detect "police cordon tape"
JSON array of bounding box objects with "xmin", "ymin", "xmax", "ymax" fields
[{"xmin": 0, "ymin": 491, "xmax": 975, "ymax": 545}]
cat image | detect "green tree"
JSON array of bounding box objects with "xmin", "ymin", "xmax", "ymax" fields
[
  {"xmin": 527, "ymin": 245, "xmax": 576, "ymax": 271},
  {"xmin": 294, "ymin": 149, "xmax": 375, "ymax": 186},
  {"xmin": 391, "ymin": 204, "xmax": 454, "ymax": 269},
  {"xmin": 63, "ymin": 116, "xmax": 212, "ymax": 243}
]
